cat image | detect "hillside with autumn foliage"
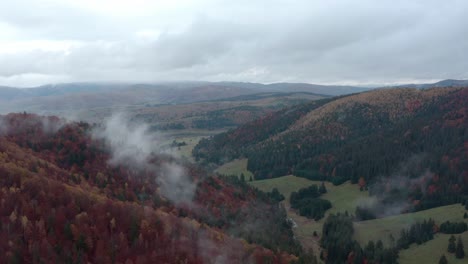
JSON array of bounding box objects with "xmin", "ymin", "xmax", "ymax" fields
[
  {"xmin": 194, "ymin": 87, "xmax": 468, "ymax": 214},
  {"xmin": 0, "ymin": 113, "xmax": 307, "ymax": 264}
]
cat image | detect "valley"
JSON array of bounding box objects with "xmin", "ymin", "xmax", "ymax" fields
[
  {"xmin": 1, "ymin": 83, "xmax": 467, "ymax": 263},
  {"xmin": 201, "ymin": 85, "xmax": 468, "ymax": 263},
  {"xmin": 3, "ymin": 1, "xmax": 467, "ymax": 262},
  {"xmin": 212, "ymin": 156, "xmax": 467, "ymax": 264}
]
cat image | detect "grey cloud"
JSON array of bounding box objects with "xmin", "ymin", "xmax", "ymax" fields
[
  {"xmin": 0, "ymin": 0, "xmax": 129, "ymax": 41},
  {"xmin": 1, "ymin": 0, "xmax": 468, "ymax": 86},
  {"xmin": 148, "ymin": 17, "xmax": 255, "ymax": 69},
  {"xmin": 0, "ymin": 50, "xmax": 66, "ymax": 77}
]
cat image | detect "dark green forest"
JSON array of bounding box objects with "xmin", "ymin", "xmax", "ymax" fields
[
  {"xmin": 290, "ymin": 184, "xmax": 330, "ymax": 220},
  {"xmin": 194, "ymin": 88, "xmax": 468, "ymax": 214}
]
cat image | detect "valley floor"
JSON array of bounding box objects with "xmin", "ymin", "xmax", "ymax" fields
[{"xmin": 247, "ymin": 174, "xmax": 467, "ymax": 263}]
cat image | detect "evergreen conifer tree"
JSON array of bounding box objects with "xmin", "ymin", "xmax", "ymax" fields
[
  {"xmin": 455, "ymin": 236, "xmax": 465, "ymax": 259},
  {"xmin": 448, "ymin": 235, "xmax": 456, "ymax": 253},
  {"xmin": 438, "ymin": 255, "xmax": 448, "ymax": 264}
]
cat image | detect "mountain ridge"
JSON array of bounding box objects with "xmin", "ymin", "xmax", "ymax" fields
[{"xmin": 0, "ymin": 81, "xmax": 364, "ymax": 115}]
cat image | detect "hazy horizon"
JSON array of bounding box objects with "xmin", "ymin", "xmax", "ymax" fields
[{"xmin": 2, "ymin": 78, "xmax": 464, "ymax": 89}]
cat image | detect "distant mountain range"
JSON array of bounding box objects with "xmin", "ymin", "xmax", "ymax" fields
[
  {"xmin": 0, "ymin": 81, "xmax": 365, "ymax": 114},
  {"xmin": 1, "ymin": 79, "xmax": 467, "ymax": 115},
  {"xmin": 390, "ymin": 79, "xmax": 468, "ymax": 89}
]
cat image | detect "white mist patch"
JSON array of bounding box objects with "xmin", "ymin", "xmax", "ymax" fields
[
  {"xmin": 195, "ymin": 229, "xmax": 250, "ymax": 264},
  {"xmin": 157, "ymin": 162, "xmax": 196, "ymax": 205},
  {"xmin": 364, "ymin": 154, "xmax": 435, "ymax": 217},
  {"xmin": 355, "ymin": 196, "xmax": 378, "ymax": 208},
  {"xmin": 0, "ymin": 117, "xmax": 8, "ymax": 135},
  {"xmin": 41, "ymin": 117, "xmax": 66, "ymax": 134},
  {"xmin": 93, "ymin": 113, "xmax": 160, "ymax": 166},
  {"xmin": 93, "ymin": 113, "xmax": 196, "ymax": 205}
]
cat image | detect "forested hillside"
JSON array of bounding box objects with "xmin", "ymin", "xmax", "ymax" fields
[
  {"xmin": 194, "ymin": 87, "xmax": 468, "ymax": 214},
  {"xmin": 193, "ymin": 97, "xmax": 337, "ymax": 163},
  {"xmin": 0, "ymin": 113, "xmax": 301, "ymax": 263}
]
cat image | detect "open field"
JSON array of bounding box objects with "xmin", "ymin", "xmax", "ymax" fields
[
  {"xmin": 248, "ymin": 174, "xmax": 468, "ymax": 259},
  {"xmin": 160, "ymin": 129, "xmax": 225, "ymax": 162},
  {"xmin": 171, "ymin": 135, "xmax": 205, "ymax": 162},
  {"xmin": 250, "ymin": 175, "xmax": 368, "ymax": 214},
  {"xmin": 249, "ymin": 175, "xmax": 316, "ymax": 196},
  {"xmin": 250, "ymin": 175, "xmax": 369, "ymax": 251},
  {"xmin": 399, "ymin": 231, "xmax": 468, "ymax": 264},
  {"xmin": 214, "ymin": 158, "xmax": 254, "ymax": 179},
  {"xmin": 354, "ymin": 204, "xmax": 468, "ymax": 246}
]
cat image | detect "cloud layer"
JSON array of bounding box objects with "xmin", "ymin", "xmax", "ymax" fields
[{"xmin": 1, "ymin": 0, "xmax": 467, "ymax": 87}]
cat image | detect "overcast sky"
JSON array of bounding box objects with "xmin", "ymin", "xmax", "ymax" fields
[{"xmin": 1, "ymin": 0, "xmax": 467, "ymax": 87}]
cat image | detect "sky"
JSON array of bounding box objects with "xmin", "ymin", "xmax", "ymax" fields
[{"xmin": 0, "ymin": 0, "xmax": 467, "ymax": 87}]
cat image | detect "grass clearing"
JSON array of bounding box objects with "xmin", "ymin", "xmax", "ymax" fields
[
  {"xmin": 399, "ymin": 231, "xmax": 468, "ymax": 264},
  {"xmin": 249, "ymin": 175, "xmax": 314, "ymax": 196},
  {"xmin": 160, "ymin": 129, "xmax": 224, "ymax": 162},
  {"xmin": 250, "ymin": 175, "xmax": 368, "ymax": 218},
  {"xmin": 354, "ymin": 204, "xmax": 468, "ymax": 246},
  {"xmin": 214, "ymin": 159, "xmax": 253, "ymax": 179},
  {"xmin": 249, "ymin": 175, "xmax": 369, "ymax": 251},
  {"xmin": 172, "ymin": 135, "xmax": 204, "ymax": 162},
  {"xmin": 248, "ymin": 174, "xmax": 468, "ymax": 261}
]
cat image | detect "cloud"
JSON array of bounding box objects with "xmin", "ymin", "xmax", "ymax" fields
[
  {"xmin": 1, "ymin": 0, "xmax": 468, "ymax": 87},
  {"xmin": 92, "ymin": 113, "xmax": 196, "ymax": 205}
]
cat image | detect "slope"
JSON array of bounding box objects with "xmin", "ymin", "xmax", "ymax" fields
[
  {"xmin": 0, "ymin": 113, "xmax": 301, "ymax": 263},
  {"xmin": 194, "ymin": 87, "xmax": 468, "ymax": 214}
]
